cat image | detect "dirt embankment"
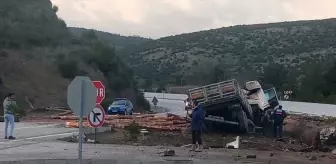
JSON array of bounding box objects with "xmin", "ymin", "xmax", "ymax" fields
[
  {"xmin": 54, "ymin": 110, "xmax": 335, "ymax": 151},
  {"xmin": 27, "ymin": 108, "xmax": 336, "ymax": 150},
  {"xmin": 24, "ymin": 109, "xmax": 336, "ymax": 163},
  {"xmin": 63, "ymin": 127, "xmax": 336, "ymax": 164}
]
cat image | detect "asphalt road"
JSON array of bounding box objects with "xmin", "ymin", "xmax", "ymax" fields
[
  {"xmin": 0, "ymin": 141, "xmax": 253, "ymax": 164},
  {"xmin": 146, "ymin": 98, "xmax": 187, "ymax": 116},
  {"xmin": 0, "ymin": 122, "xmax": 77, "ymax": 144},
  {"xmin": 0, "ymin": 122, "xmax": 231, "ymax": 164},
  {"xmin": 145, "ymin": 92, "xmax": 336, "ymax": 117}
]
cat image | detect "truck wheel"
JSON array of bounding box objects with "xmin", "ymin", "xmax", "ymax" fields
[
  {"xmin": 247, "ymin": 119, "xmax": 256, "ymax": 134},
  {"xmin": 237, "ymin": 110, "xmax": 248, "ymax": 133},
  {"xmin": 204, "ymin": 120, "xmax": 213, "ymax": 132},
  {"xmin": 252, "ymin": 107, "xmax": 262, "ymax": 126}
]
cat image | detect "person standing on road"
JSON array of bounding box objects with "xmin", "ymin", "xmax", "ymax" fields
[
  {"xmin": 3, "ymin": 93, "xmax": 17, "ymax": 140},
  {"xmin": 271, "ymin": 105, "xmax": 287, "ymax": 140},
  {"xmin": 190, "ymin": 101, "xmax": 205, "ymax": 152}
]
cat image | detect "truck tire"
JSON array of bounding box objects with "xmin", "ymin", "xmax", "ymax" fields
[
  {"xmin": 238, "ymin": 97, "xmax": 254, "ymax": 120},
  {"xmin": 247, "ymin": 119, "xmax": 255, "ymax": 134},
  {"xmin": 237, "ymin": 110, "xmax": 248, "ymax": 133},
  {"xmin": 204, "ymin": 120, "xmax": 213, "ymax": 132},
  {"xmin": 252, "ymin": 107, "xmax": 262, "ymax": 126}
]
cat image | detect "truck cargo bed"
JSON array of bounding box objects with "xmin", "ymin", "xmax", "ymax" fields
[
  {"xmin": 188, "ymin": 80, "xmax": 238, "ymax": 105},
  {"xmin": 188, "ymin": 79, "xmax": 253, "ymax": 120}
]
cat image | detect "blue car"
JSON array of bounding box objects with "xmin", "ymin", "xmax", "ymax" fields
[{"xmin": 107, "ymin": 98, "xmax": 134, "ymax": 115}]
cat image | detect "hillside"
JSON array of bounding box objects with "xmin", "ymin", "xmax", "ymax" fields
[
  {"xmin": 69, "ymin": 27, "xmax": 152, "ymax": 50},
  {"xmin": 122, "ymin": 18, "xmax": 336, "ymax": 103},
  {"xmin": 0, "ymin": 0, "xmax": 149, "ymax": 112}
]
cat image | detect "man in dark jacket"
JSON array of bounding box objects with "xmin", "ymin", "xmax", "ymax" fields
[
  {"xmin": 271, "ymin": 105, "xmax": 287, "ymax": 139},
  {"xmin": 190, "ymin": 101, "xmax": 205, "ymax": 152}
]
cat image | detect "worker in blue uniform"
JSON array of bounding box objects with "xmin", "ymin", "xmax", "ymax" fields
[
  {"xmin": 271, "ymin": 105, "xmax": 288, "ymax": 139},
  {"xmin": 190, "ymin": 101, "xmax": 205, "ymax": 152}
]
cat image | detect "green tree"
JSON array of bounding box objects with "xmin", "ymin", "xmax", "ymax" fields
[
  {"xmin": 211, "ymin": 65, "xmax": 225, "ymax": 83},
  {"xmin": 82, "ymin": 41, "xmax": 150, "ymax": 110},
  {"xmin": 258, "ymin": 63, "xmax": 288, "ymax": 91},
  {"xmin": 57, "ymin": 60, "xmax": 81, "ymax": 79},
  {"xmin": 86, "ymin": 42, "xmax": 132, "ymax": 93},
  {"xmin": 52, "ymin": 5, "xmax": 59, "ymax": 13},
  {"xmin": 81, "ymin": 30, "xmax": 98, "ymax": 41},
  {"xmin": 143, "ymin": 79, "xmax": 153, "ymax": 91},
  {"xmin": 324, "ymin": 61, "xmax": 336, "ymax": 94},
  {"xmin": 156, "ymin": 84, "xmax": 166, "ymax": 93}
]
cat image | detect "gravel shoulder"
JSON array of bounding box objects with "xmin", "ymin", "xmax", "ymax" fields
[{"xmin": 59, "ymin": 129, "xmax": 335, "ymax": 164}]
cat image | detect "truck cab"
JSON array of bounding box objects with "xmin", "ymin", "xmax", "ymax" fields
[
  {"xmin": 244, "ymin": 81, "xmax": 280, "ymax": 127},
  {"xmin": 184, "ymin": 97, "xmax": 193, "ymax": 111},
  {"xmin": 263, "ymin": 87, "xmax": 280, "ymax": 109}
]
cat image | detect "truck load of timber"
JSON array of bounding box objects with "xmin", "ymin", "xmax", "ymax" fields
[{"xmin": 63, "ymin": 113, "xmax": 190, "ymax": 131}]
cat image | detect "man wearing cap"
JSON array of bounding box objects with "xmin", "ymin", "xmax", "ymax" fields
[
  {"xmin": 190, "ymin": 101, "xmax": 205, "ymax": 152},
  {"xmin": 271, "ymin": 105, "xmax": 288, "ymax": 139}
]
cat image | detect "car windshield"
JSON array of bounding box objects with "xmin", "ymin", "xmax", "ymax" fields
[
  {"xmin": 264, "ymin": 88, "xmax": 276, "ymax": 101},
  {"xmin": 112, "ymin": 100, "xmax": 126, "ymax": 105}
]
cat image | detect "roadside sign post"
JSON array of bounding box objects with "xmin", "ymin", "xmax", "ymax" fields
[
  {"xmin": 92, "ymin": 81, "xmax": 106, "ymax": 142},
  {"xmin": 152, "ymin": 96, "xmax": 158, "ymax": 109},
  {"xmin": 162, "ymin": 90, "xmax": 165, "ymax": 99},
  {"xmin": 67, "ymin": 76, "xmax": 97, "ymax": 164},
  {"xmin": 88, "ymin": 105, "xmax": 106, "ymax": 142},
  {"xmin": 94, "ymin": 127, "xmax": 97, "ymax": 142}
]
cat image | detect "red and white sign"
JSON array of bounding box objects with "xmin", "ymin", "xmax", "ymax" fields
[
  {"xmin": 93, "ymin": 81, "xmax": 105, "ymax": 104},
  {"xmin": 88, "ymin": 105, "xmax": 106, "ymax": 128}
]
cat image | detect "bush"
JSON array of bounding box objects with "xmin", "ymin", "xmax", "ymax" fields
[
  {"xmin": 324, "ymin": 117, "xmax": 336, "ymax": 124},
  {"xmin": 101, "ymin": 98, "xmax": 113, "ymax": 111},
  {"xmin": 135, "ymin": 90, "xmax": 151, "ymax": 111},
  {"xmin": 125, "ymin": 121, "xmax": 140, "ymax": 141}
]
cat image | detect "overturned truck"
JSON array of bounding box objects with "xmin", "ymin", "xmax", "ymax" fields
[{"xmin": 187, "ymin": 80, "xmax": 279, "ymax": 133}]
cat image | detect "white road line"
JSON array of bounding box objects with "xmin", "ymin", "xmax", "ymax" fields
[
  {"xmin": 0, "ymin": 124, "xmax": 60, "ymax": 130},
  {"xmin": 0, "ymin": 132, "xmax": 77, "ymax": 144}
]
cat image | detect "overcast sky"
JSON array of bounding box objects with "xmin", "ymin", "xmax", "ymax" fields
[{"xmin": 51, "ymin": 0, "xmax": 336, "ymax": 39}]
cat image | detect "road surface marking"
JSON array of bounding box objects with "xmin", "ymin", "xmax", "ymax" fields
[
  {"xmin": 0, "ymin": 124, "xmax": 58, "ymax": 131},
  {"xmin": 0, "ymin": 132, "xmax": 77, "ymax": 144}
]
